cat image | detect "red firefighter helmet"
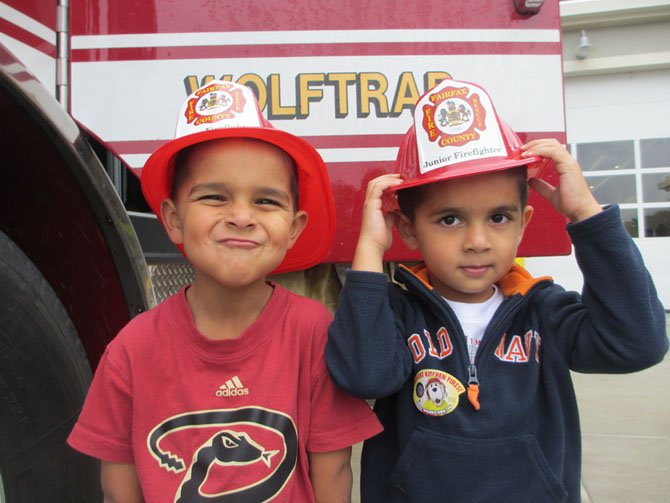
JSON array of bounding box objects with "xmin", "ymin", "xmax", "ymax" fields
[
  {"xmin": 141, "ymin": 80, "xmax": 335, "ymax": 274},
  {"xmin": 385, "ymin": 78, "xmax": 548, "ymax": 206}
]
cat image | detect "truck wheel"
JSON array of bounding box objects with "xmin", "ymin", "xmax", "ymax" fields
[{"xmin": 0, "ymin": 230, "xmax": 101, "ymax": 502}]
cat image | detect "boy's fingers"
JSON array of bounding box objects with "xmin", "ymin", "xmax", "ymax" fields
[
  {"xmin": 528, "ymin": 177, "xmax": 555, "ymax": 200},
  {"xmin": 368, "ymin": 174, "xmax": 400, "ymax": 188},
  {"xmin": 369, "ymin": 174, "xmax": 401, "ymax": 185},
  {"xmin": 367, "ymin": 175, "xmax": 404, "ymax": 200},
  {"xmin": 522, "ymin": 138, "xmax": 563, "ymax": 151},
  {"xmin": 379, "ymin": 176, "xmax": 404, "ymax": 191},
  {"xmin": 522, "ymin": 142, "xmax": 575, "ymax": 171}
]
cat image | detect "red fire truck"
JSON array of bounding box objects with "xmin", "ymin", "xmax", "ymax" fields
[{"xmin": 0, "ymin": 0, "xmax": 567, "ymax": 500}]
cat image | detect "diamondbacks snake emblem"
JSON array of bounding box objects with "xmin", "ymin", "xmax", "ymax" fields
[{"xmin": 147, "ymin": 408, "xmax": 298, "ymax": 502}]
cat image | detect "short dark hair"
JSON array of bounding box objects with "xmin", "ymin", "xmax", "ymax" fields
[
  {"xmin": 397, "ymin": 165, "xmax": 529, "ymax": 220},
  {"xmin": 170, "ymin": 138, "xmax": 300, "ymax": 211}
]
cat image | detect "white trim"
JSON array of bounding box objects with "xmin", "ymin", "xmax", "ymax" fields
[
  {"xmin": 71, "ymin": 29, "xmax": 560, "ymax": 50},
  {"xmin": 0, "ymin": 2, "xmax": 56, "ymax": 44},
  {"xmin": 583, "ymin": 169, "xmax": 635, "ymax": 177},
  {"xmin": 560, "ymin": 0, "xmax": 670, "ymax": 28},
  {"xmin": 319, "ymin": 147, "xmax": 399, "ymax": 163},
  {"xmin": 564, "ymin": 51, "xmax": 670, "ymax": 76},
  {"xmin": 561, "ymin": 0, "xmax": 670, "ymax": 17}
]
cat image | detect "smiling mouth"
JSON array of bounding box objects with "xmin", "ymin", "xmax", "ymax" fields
[{"xmin": 220, "ymin": 238, "xmax": 259, "ymax": 248}]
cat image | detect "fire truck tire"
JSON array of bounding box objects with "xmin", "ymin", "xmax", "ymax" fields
[{"xmin": 0, "ymin": 230, "xmax": 101, "ymax": 502}]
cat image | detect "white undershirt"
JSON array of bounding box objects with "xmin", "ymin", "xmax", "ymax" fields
[{"xmin": 443, "ymin": 285, "xmax": 504, "ymax": 364}]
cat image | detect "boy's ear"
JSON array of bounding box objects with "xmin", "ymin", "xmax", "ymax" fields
[
  {"xmin": 160, "ymin": 198, "xmax": 184, "ymax": 245},
  {"xmin": 518, "ymin": 205, "xmax": 534, "ymax": 242},
  {"xmin": 287, "ymin": 210, "xmax": 308, "ymax": 249},
  {"xmin": 395, "ymin": 211, "xmax": 420, "ymax": 250}
]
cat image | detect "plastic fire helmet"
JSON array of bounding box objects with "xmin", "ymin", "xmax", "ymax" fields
[
  {"xmin": 385, "ymin": 78, "xmax": 549, "ymax": 207},
  {"xmin": 141, "ymin": 80, "xmax": 336, "ymax": 274}
]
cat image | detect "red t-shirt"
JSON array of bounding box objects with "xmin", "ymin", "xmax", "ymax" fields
[{"xmin": 68, "ymin": 284, "xmax": 381, "ymax": 502}]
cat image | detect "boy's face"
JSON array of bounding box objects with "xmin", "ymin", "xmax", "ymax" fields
[
  {"xmin": 397, "ymin": 169, "xmax": 533, "ymax": 303},
  {"xmin": 161, "ymin": 138, "xmax": 307, "ymax": 288}
]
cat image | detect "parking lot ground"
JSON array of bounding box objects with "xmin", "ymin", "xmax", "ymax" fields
[{"xmin": 574, "ymin": 314, "xmax": 670, "ymax": 502}]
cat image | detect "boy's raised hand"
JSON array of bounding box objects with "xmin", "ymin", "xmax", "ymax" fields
[
  {"xmin": 523, "ymin": 139, "xmax": 602, "ymax": 223},
  {"xmin": 353, "ymin": 174, "xmax": 404, "ymax": 272}
]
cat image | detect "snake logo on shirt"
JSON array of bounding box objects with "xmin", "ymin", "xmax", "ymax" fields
[{"xmin": 147, "ymin": 407, "xmax": 298, "ymax": 502}]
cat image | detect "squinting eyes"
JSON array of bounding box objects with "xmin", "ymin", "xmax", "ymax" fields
[
  {"xmin": 194, "ymin": 195, "xmax": 286, "ymax": 210},
  {"xmin": 256, "ymin": 198, "xmax": 281, "ymax": 206}
]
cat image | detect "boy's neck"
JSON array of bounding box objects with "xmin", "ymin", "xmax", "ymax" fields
[{"xmin": 185, "ymin": 277, "xmax": 273, "ymax": 341}]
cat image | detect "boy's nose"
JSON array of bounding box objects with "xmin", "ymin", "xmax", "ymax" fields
[
  {"xmin": 463, "ymin": 223, "xmax": 491, "ymax": 252},
  {"xmin": 224, "ymin": 202, "xmax": 255, "ymax": 228}
]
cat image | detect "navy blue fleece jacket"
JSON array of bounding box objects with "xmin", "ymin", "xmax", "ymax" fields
[{"xmin": 326, "ymin": 205, "xmax": 667, "ymax": 503}]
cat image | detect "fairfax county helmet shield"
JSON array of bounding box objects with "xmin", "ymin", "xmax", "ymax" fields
[
  {"xmin": 416, "ymin": 80, "xmax": 506, "ymax": 175},
  {"xmin": 180, "ymin": 82, "xmax": 261, "ymax": 135}
]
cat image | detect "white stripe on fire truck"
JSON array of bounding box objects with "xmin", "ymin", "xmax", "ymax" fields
[
  {"xmin": 0, "ymin": 2, "xmax": 55, "ymax": 44},
  {"xmin": 71, "ymin": 28, "xmax": 559, "ymax": 50},
  {"xmin": 120, "ymin": 147, "xmax": 401, "ymax": 169},
  {"xmin": 116, "ymin": 128, "xmax": 564, "ymax": 171}
]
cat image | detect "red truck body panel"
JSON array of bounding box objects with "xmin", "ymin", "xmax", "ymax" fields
[{"xmin": 3, "ymin": 0, "xmax": 569, "ymax": 260}]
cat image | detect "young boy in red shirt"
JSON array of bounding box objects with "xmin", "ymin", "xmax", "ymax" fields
[{"xmin": 68, "ymin": 80, "xmax": 381, "ymax": 502}]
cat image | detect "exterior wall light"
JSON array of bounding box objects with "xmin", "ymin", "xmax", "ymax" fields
[{"xmin": 576, "ymin": 30, "xmax": 592, "ymax": 60}]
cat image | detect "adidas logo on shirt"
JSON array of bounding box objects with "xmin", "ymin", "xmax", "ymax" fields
[{"xmin": 216, "ymin": 376, "xmax": 250, "ymax": 397}]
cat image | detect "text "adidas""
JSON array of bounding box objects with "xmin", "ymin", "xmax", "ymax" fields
[{"xmin": 216, "ymin": 376, "xmax": 250, "ymax": 397}]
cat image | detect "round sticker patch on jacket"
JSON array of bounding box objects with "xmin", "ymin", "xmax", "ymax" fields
[{"xmin": 413, "ymin": 369, "xmax": 465, "ymax": 416}]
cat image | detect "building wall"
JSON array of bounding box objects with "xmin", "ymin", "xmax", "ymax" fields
[
  {"xmin": 525, "ymin": 69, "xmax": 670, "ymax": 306},
  {"xmin": 525, "ymin": 1, "xmax": 670, "ymax": 308}
]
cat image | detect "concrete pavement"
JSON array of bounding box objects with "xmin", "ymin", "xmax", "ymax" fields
[
  {"xmin": 350, "ymin": 316, "xmax": 670, "ymax": 502},
  {"xmin": 574, "ymin": 315, "xmax": 670, "ymax": 502}
]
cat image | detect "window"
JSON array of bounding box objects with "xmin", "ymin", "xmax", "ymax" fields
[
  {"xmin": 642, "ymin": 173, "xmax": 670, "ymax": 203},
  {"xmin": 577, "ymin": 141, "xmax": 634, "ymax": 172},
  {"xmin": 641, "ymin": 138, "xmax": 670, "ymax": 168},
  {"xmin": 585, "ymin": 174, "xmax": 636, "ymax": 204},
  {"xmin": 620, "ymin": 208, "xmax": 639, "ymax": 238},
  {"xmin": 572, "ymin": 138, "xmax": 670, "ymax": 238},
  {"xmin": 645, "ymin": 208, "xmax": 670, "ymax": 237}
]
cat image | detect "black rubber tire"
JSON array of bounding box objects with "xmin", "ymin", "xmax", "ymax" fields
[{"xmin": 0, "ymin": 230, "xmax": 101, "ymax": 502}]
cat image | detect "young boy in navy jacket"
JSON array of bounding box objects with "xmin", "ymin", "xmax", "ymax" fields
[{"xmin": 326, "ymin": 78, "xmax": 668, "ymax": 502}]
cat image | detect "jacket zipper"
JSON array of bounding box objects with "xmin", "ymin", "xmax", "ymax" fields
[
  {"xmin": 404, "ymin": 269, "xmax": 549, "ymax": 412},
  {"xmin": 426, "ymin": 289, "xmax": 485, "ymax": 411},
  {"xmin": 467, "ymin": 363, "xmax": 481, "ymax": 410},
  {"xmin": 467, "ymin": 292, "xmax": 539, "ymax": 411}
]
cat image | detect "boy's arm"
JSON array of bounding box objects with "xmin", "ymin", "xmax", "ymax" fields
[
  {"xmin": 352, "ymin": 174, "xmax": 404, "ymax": 272},
  {"xmin": 308, "ymin": 448, "xmax": 353, "ymax": 503},
  {"xmin": 523, "ymin": 140, "xmax": 668, "ymax": 370},
  {"xmin": 101, "ymin": 461, "xmax": 144, "ymax": 503},
  {"xmin": 326, "ymin": 175, "xmax": 413, "ymax": 397}
]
